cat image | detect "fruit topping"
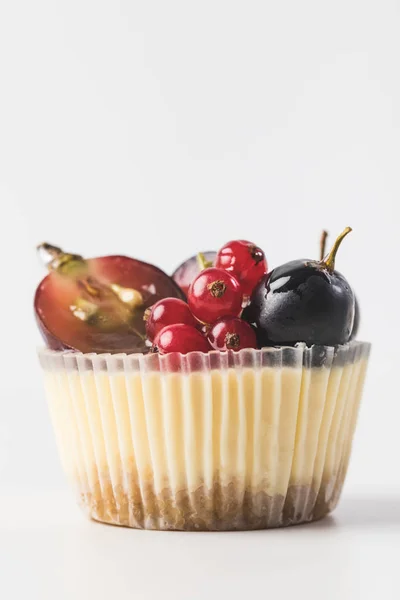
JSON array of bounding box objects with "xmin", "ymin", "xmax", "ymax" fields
[
  {"xmin": 351, "ymin": 295, "xmax": 360, "ymax": 339},
  {"xmin": 207, "ymin": 317, "xmax": 257, "ymax": 351},
  {"xmin": 319, "ymin": 229, "xmax": 328, "ymax": 262},
  {"xmin": 144, "ymin": 298, "xmax": 198, "ymax": 342},
  {"xmin": 35, "ymin": 243, "xmax": 185, "ymax": 353},
  {"xmin": 172, "ymin": 251, "xmax": 216, "ymax": 296},
  {"xmin": 188, "ymin": 267, "xmax": 243, "ymax": 324},
  {"xmin": 153, "ymin": 324, "xmax": 211, "ymax": 354},
  {"xmin": 320, "ymin": 229, "xmax": 360, "ymax": 341},
  {"xmin": 215, "ymin": 240, "xmax": 268, "ymax": 296},
  {"xmin": 243, "ymin": 227, "xmax": 355, "ymax": 347},
  {"xmin": 35, "ymin": 228, "xmax": 360, "ymax": 356}
]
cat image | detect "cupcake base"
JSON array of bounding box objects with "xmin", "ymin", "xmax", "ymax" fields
[
  {"xmin": 77, "ymin": 474, "xmax": 343, "ymax": 531},
  {"xmin": 39, "ymin": 342, "xmax": 370, "ymax": 531}
]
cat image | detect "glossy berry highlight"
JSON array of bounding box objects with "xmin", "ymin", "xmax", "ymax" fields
[
  {"xmin": 153, "ymin": 324, "xmax": 211, "ymax": 354},
  {"xmin": 243, "ymin": 227, "xmax": 355, "ymax": 347},
  {"xmin": 144, "ymin": 298, "xmax": 197, "ymax": 342},
  {"xmin": 188, "ymin": 267, "xmax": 243, "ymax": 324},
  {"xmin": 215, "ymin": 240, "xmax": 268, "ymax": 295},
  {"xmin": 207, "ymin": 317, "xmax": 257, "ymax": 351}
]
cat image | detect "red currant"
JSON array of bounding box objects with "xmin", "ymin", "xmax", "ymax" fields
[
  {"xmin": 172, "ymin": 251, "xmax": 216, "ymax": 296},
  {"xmin": 188, "ymin": 267, "xmax": 243, "ymax": 324},
  {"xmin": 144, "ymin": 297, "xmax": 197, "ymax": 342},
  {"xmin": 154, "ymin": 323, "xmax": 211, "ymax": 354},
  {"xmin": 215, "ymin": 240, "xmax": 268, "ymax": 296},
  {"xmin": 207, "ymin": 317, "xmax": 257, "ymax": 351}
]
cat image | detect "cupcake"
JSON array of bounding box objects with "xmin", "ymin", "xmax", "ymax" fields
[{"xmin": 36, "ymin": 231, "xmax": 370, "ymax": 531}]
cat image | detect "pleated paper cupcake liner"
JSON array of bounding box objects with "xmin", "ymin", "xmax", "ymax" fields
[{"xmin": 39, "ymin": 341, "xmax": 370, "ymax": 530}]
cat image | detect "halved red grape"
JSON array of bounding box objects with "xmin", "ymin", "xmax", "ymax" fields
[
  {"xmin": 172, "ymin": 251, "xmax": 216, "ymax": 296},
  {"xmin": 35, "ymin": 243, "xmax": 185, "ymax": 354}
]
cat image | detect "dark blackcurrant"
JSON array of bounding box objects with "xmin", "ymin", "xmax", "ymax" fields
[
  {"xmin": 243, "ymin": 227, "xmax": 355, "ymax": 347},
  {"xmin": 351, "ymin": 296, "xmax": 360, "ymax": 339},
  {"xmin": 320, "ymin": 229, "xmax": 360, "ymax": 341}
]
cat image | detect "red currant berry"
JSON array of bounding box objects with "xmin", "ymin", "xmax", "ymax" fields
[
  {"xmin": 144, "ymin": 298, "xmax": 197, "ymax": 342},
  {"xmin": 153, "ymin": 323, "xmax": 211, "ymax": 354},
  {"xmin": 215, "ymin": 240, "xmax": 268, "ymax": 296},
  {"xmin": 207, "ymin": 317, "xmax": 257, "ymax": 351},
  {"xmin": 172, "ymin": 251, "xmax": 216, "ymax": 296},
  {"xmin": 188, "ymin": 267, "xmax": 243, "ymax": 324}
]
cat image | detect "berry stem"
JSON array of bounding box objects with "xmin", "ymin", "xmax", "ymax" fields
[
  {"xmin": 320, "ymin": 230, "xmax": 328, "ymax": 262},
  {"xmin": 323, "ymin": 227, "xmax": 352, "ymax": 272},
  {"xmin": 197, "ymin": 252, "xmax": 213, "ymax": 271},
  {"xmin": 37, "ymin": 242, "xmax": 87, "ymax": 276},
  {"xmin": 127, "ymin": 324, "xmax": 147, "ymax": 341}
]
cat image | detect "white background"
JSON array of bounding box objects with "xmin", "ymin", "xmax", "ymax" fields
[{"xmin": 0, "ymin": 1, "xmax": 399, "ymax": 598}]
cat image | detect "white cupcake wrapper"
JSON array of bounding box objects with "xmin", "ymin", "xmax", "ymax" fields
[{"xmin": 39, "ymin": 342, "xmax": 370, "ymax": 530}]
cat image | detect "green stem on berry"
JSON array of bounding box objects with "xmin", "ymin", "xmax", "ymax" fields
[
  {"xmin": 323, "ymin": 227, "xmax": 352, "ymax": 272},
  {"xmin": 320, "ymin": 230, "xmax": 328, "ymax": 262},
  {"xmin": 37, "ymin": 242, "xmax": 87, "ymax": 277},
  {"xmin": 197, "ymin": 252, "xmax": 213, "ymax": 271}
]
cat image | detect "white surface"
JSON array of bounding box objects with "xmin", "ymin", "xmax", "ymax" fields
[
  {"xmin": 0, "ymin": 1, "xmax": 399, "ymax": 597},
  {"xmin": 0, "ymin": 488, "xmax": 399, "ymax": 600},
  {"xmin": 0, "ymin": 0, "xmax": 399, "ymax": 493}
]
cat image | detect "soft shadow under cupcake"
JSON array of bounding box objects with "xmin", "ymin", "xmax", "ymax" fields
[
  {"xmin": 333, "ymin": 493, "xmax": 400, "ymax": 528},
  {"xmin": 298, "ymin": 493, "xmax": 400, "ymax": 531}
]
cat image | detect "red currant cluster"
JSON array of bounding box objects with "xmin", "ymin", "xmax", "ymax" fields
[{"xmin": 145, "ymin": 240, "xmax": 268, "ymax": 354}]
